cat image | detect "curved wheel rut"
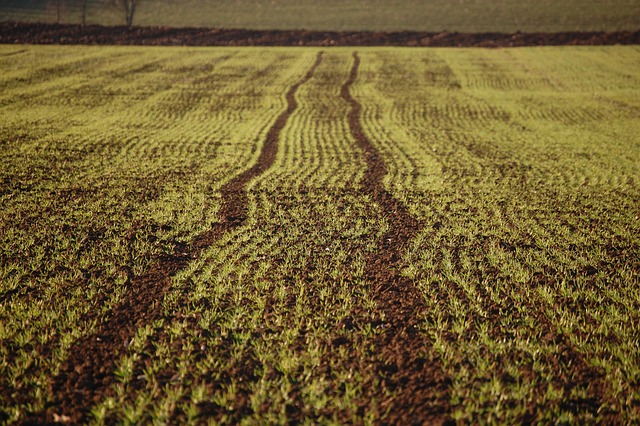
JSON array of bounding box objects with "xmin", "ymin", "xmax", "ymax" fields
[
  {"xmin": 28, "ymin": 51, "xmax": 325, "ymax": 424},
  {"xmin": 341, "ymin": 52, "xmax": 451, "ymax": 424}
]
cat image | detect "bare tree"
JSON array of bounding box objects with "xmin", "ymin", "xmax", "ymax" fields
[
  {"xmin": 46, "ymin": 0, "xmax": 64, "ymax": 23},
  {"xmin": 103, "ymin": 0, "xmax": 143, "ymax": 27},
  {"xmin": 121, "ymin": 0, "xmax": 140, "ymax": 28},
  {"xmin": 79, "ymin": 0, "xmax": 88, "ymax": 26},
  {"xmin": 48, "ymin": 0, "xmax": 87, "ymax": 25}
]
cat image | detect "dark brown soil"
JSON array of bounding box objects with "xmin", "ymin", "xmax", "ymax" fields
[
  {"xmin": 1, "ymin": 22, "xmax": 639, "ymax": 47},
  {"xmin": 341, "ymin": 53, "xmax": 450, "ymax": 424},
  {"xmin": 26, "ymin": 52, "xmax": 325, "ymax": 425}
]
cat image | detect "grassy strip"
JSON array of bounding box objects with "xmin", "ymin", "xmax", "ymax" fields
[
  {"xmin": 2, "ymin": 0, "xmax": 639, "ymax": 32},
  {"xmin": 78, "ymin": 51, "xmax": 384, "ymax": 424}
]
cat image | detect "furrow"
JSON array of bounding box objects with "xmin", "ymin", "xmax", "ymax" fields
[
  {"xmin": 363, "ymin": 48, "xmax": 639, "ymax": 422},
  {"xmin": 342, "ymin": 52, "xmax": 450, "ymax": 423},
  {"xmin": 27, "ymin": 51, "xmax": 325, "ymax": 424},
  {"xmin": 214, "ymin": 51, "xmax": 324, "ymax": 223}
]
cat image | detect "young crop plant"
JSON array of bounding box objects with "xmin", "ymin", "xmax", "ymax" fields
[
  {"xmin": 30, "ymin": 49, "xmax": 393, "ymax": 424},
  {"xmin": 1, "ymin": 45, "xmax": 639, "ymax": 424},
  {"xmin": 0, "ymin": 45, "xmax": 316, "ymax": 423},
  {"xmin": 354, "ymin": 46, "xmax": 640, "ymax": 423}
]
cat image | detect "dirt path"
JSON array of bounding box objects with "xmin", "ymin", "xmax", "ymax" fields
[
  {"xmin": 27, "ymin": 52, "xmax": 325, "ymax": 424},
  {"xmin": 1, "ymin": 22, "xmax": 639, "ymax": 47},
  {"xmin": 341, "ymin": 52, "xmax": 450, "ymax": 424}
]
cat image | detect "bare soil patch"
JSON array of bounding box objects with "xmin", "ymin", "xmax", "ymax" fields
[
  {"xmin": 341, "ymin": 52, "xmax": 450, "ymax": 424},
  {"xmin": 1, "ymin": 22, "xmax": 639, "ymax": 47}
]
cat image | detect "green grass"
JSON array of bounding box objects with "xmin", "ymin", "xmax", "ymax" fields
[
  {"xmin": 1, "ymin": 45, "xmax": 639, "ymax": 423},
  {"xmin": 1, "ymin": 0, "xmax": 639, "ymax": 32}
]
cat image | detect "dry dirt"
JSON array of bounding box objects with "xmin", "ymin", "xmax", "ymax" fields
[{"xmin": 1, "ymin": 22, "xmax": 639, "ymax": 47}]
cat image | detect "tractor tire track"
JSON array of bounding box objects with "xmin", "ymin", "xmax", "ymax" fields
[
  {"xmin": 27, "ymin": 51, "xmax": 324, "ymax": 424},
  {"xmin": 341, "ymin": 52, "xmax": 451, "ymax": 424}
]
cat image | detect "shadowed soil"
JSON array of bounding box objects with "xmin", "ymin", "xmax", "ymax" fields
[
  {"xmin": 26, "ymin": 52, "xmax": 325, "ymax": 424},
  {"xmin": 1, "ymin": 22, "xmax": 639, "ymax": 47},
  {"xmin": 341, "ymin": 52, "xmax": 450, "ymax": 424}
]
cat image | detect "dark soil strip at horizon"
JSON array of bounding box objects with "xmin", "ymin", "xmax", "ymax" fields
[
  {"xmin": 25, "ymin": 51, "xmax": 325, "ymax": 424},
  {"xmin": 1, "ymin": 22, "xmax": 639, "ymax": 47},
  {"xmin": 341, "ymin": 52, "xmax": 451, "ymax": 424}
]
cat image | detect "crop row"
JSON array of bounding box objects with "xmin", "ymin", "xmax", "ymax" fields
[
  {"xmin": 355, "ymin": 47, "xmax": 640, "ymax": 422},
  {"xmin": 1, "ymin": 45, "xmax": 639, "ymax": 423}
]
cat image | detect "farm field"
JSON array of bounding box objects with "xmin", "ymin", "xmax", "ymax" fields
[
  {"xmin": 0, "ymin": 45, "xmax": 639, "ymax": 424},
  {"xmin": 2, "ymin": 0, "xmax": 640, "ymax": 32}
]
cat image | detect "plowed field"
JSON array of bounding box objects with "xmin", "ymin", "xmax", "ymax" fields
[{"xmin": 1, "ymin": 45, "xmax": 639, "ymax": 424}]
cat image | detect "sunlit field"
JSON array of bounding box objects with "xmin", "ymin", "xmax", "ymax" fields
[{"xmin": 1, "ymin": 45, "xmax": 639, "ymax": 423}]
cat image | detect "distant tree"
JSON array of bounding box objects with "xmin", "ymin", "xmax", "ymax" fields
[
  {"xmin": 102, "ymin": 0, "xmax": 144, "ymax": 27},
  {"xmin": 120, "ymin": 0, "xmax": 140, "ymax": 28},
  {"xmin": 79, "ymin": 0, "xmax": 88, "ymax": 26},
  {"xmin": 46, "ymin": 0, "xmax": 75, "ymax": 23},
  {"xmin": 47, "ymin": 0, "xmax": 85, "ymax": 25},
  {"xmin": 46, "ymin": 0, "xmax": 62, "ymax": 23}
]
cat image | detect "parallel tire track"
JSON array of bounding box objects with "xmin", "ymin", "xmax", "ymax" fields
[
  {"xmin": 341, "ymin": 52, "xmax": 451, "ymax": 424},
  {"xmin": 28, "ymin": 51, "xmax": 324, "ymax": 424},
  {"xmin": 214, "ymin": 51, "xmax": 322, "ymax": 223}
]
